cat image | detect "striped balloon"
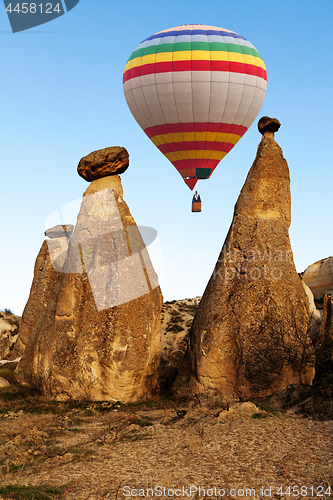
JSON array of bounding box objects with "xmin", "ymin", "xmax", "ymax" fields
[{"xmin": 123, "ymin": 25, "xmax": 267, "ymax": 190}]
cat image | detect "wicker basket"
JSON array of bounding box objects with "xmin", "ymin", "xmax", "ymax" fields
[{"xmin": 192, "ymin": 201, "xmax": 202, "ymax": 212}]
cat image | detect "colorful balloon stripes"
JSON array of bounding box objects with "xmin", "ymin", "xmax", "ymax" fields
[{"xmin": 123, "ymin": 25, "xmax": 267, "ymax": 189}]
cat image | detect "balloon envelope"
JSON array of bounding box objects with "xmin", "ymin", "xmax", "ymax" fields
[{"xmin": 123, "ymin": 25, "xmax": 267, "ymax": 190}]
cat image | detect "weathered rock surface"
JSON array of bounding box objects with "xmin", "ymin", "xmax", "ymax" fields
[
  {"xmin": 161, "ymin": 297, "xmax": 200, "ymax": 362},
  {"xmin": 77, "ymin": 147, "xmax": 129, "ymax": 182},
  {"xmin": 159, "ymin": 297, "xmax": 200, "ymax": 392},
  {"xmin": 0, "ymin": 377, "xmax": 10, "ymax": 388},
  {"xmin": 217, "ymin": 402, "xmax": 261, "ymax": 421},
  {"xmin": 14, "ymin": 229, "xmax": 71, "ymax": 356},
  {"xmin": 45, "ymin": 224, "xmax": 74, "ymax": 239},
  {"xmin": 0, "ymin": 358, "xmax": 21, "ymax": 369},
  {"xmin": 258, "ymin": 116, "xmax": 281, "ymax": 136},
  {"xmin": 302, "ymin": 257, "xmax": 333, "ymax": 300},
  {"xmin": 302, "ymin": 281, "xmax": 323, "ymax": 343},
  {"xmin": 0, "ymin": 311, "xmax": 21, "ymax": 360},
  {"xmin": 314, "ymin": 294, "xmax": 333, "ymax": 379},
  {"xmin": 177, "ymin": 122, "xmax": 314, "ymax": 398},
  {"xmin": 17, "ymin": 175, "xmax": 163, "ymax": 402}
]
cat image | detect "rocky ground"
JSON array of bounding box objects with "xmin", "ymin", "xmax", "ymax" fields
[
  {"xmin": 0, "ymin": 302, "xmax": 332, "ymax": 500},
  {"xmin": 0, "ymin": 388, "xmax": 332, "ymax": 500}
]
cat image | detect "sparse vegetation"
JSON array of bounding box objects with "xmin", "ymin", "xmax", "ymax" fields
[
  {"xmin": 0, "ymin": 383, "xmax": 331, "ymax": 497},
  {"xmin": 251, "ymin": 400, "xmax": 280, "ymax": 416},
  {"xmin": 132, "ymin": 417, "xmax": 153, "ymax": 427},
  {"xmin": 0, "ymin": 484, "xmax": 65, "ymax": 499},
  {"xmin": 253, "ymin": 370, "xmax": 333, "ymax": 421},
  {"xmin": 193, "ymin": 422, "xmax": 205, "ymax": 444},
  {"xmin": 251, "ymin": 412, "xmax": 267, "ymax": 418}
]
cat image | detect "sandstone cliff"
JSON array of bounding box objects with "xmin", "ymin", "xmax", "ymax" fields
[
  {"xmin": 0, "ymin": 310, "xmax": 21, "ymax": 361},
  {"xmin": 161, "ymin": 297, "xmax": 200, "ymax": 362},
  {"xmin": 314, "ymin": 294, "xmax": 333, "ymax": 381},
  {"xmin": 302, "ymin": 257, "xmax": 333, "ymax": 301},
  {"xmin": 159, "ymin": 297, "xmax": 200, "ymax": 391}
]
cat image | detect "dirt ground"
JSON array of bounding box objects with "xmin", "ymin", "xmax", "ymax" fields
[{"xmin": 0, "ymin": 398, "xmax": 332, "ymax": 500}]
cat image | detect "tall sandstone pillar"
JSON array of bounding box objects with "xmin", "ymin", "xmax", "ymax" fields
[
  {"xmin": 180, "ymin": 118, "xmax": 314, "ymax": 398},
  {"xmin": 17, "ymin": 147, "xmax": 163, "ymax": 402}
]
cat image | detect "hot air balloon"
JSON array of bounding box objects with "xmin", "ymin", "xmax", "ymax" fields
[{"xmin": 123, "ymin": 24, "xmax": 267, "ymax": 193}]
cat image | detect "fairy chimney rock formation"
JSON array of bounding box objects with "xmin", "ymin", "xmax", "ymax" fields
[
  {"xmin": 179, "ymin": 118, "xmax": 314, "ymax": 398},
  {"xmin": 17, "ymin": 148, "xmax": 163, "ymax": 402}
]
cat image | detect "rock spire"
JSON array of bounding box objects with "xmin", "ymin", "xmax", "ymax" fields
[
  {"xmin": 17, "ymin": 148, "xmax": 162, "ymax": 402},
  {"xmin": 178, "ymin": 118, "xmax": 314, "ymax": 398}
]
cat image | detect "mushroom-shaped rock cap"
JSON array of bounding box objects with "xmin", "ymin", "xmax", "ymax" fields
[
  {"xmin": 258, "ymin": 116, "xmax": 281, "ymax": 135},
  {"xmin": 77, "ymin": 147, "xmax": 129, "ymax": 182},
  {"xmin": 45, "ymin": 224, "xmax": 74, "ymax": 239}
]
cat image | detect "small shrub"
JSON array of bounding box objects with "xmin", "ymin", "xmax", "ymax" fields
[
  {"xmin": 252, "ymin": 400, "xmax": 279, "ymax": 416},
  {"xmin": 193, "ymin": 422, "xmax": 205, "ymax": 444},
  {"xmin": 133, "ymin": 417, "xmax": 153, "ymax": 427},
  {"xmin": 251, "ymin": 412, "xmax": 269, "ymax": 419},
  {"xmin": 0, "ymin": 484, "xmax": 64, "ymax": 499}
]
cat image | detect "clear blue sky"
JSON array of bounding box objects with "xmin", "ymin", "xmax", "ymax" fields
[{"xmin": 1, "ymin": 0, "xmax": 332, "ymax": 314}]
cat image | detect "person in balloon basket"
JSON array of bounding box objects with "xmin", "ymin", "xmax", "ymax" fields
[{"xmin": 192, "ymin": 191, "xmax": 201, "ymax": 203}]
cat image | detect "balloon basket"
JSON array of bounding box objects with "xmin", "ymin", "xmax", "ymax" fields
[{"xmin": 192, "ymin": 201, "xmax": 202, "ymax": 212}]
